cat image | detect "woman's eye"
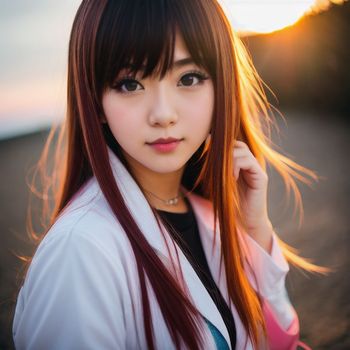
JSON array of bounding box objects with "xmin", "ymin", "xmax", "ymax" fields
[
  {"xmin": 178, "ymin": 72, "xmax": 209, "ymax": 87},
  {"xmin": 113, "ymin": 78, "xmax": 143, "ymax": 93}
]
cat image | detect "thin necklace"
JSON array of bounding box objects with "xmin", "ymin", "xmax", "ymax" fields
[{"xmin": 142, "ymin": 188, "xmax": 183, "ymax": 206}]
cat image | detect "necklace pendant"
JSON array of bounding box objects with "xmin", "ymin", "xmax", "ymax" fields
[{"xmin": 166, "ymin": 197, "xmax": 178, "ymax": 206}]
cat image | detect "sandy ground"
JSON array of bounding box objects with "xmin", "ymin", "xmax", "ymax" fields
[{"xmin": 0, "ymin": 112, "xmax": 349, "ymax": 349}]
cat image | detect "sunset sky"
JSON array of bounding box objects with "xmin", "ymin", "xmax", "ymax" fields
[{"xmin": 0, "ymin": 0, "xmax": 347, "ymax": 139}]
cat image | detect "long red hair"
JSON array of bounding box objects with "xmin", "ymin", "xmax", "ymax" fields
[{"xmin": 23, "ymin": 0, "xmax": 329, "ymax": 349}]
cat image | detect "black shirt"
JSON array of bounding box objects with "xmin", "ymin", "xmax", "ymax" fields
[{"xmin": 157, "ymin": 198, "xmax": 236, "ymax": 349}]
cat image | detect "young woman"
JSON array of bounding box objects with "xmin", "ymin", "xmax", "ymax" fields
[{"xmin": 12, "ymin": 0, "xmax": 325, "ymax": 349}]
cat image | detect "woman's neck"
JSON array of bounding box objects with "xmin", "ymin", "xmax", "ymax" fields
[{"xmin": 124, "ymin": 154, "xmax": 188, "ymax": 213}]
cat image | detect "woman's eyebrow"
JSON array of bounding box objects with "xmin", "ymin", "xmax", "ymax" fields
[{"xmin": 173, "ymin": 57, "xmax": 195, "ymax": 69}]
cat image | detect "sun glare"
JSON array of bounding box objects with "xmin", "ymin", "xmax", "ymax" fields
[{"xmin": 219, "ymin": 0, "xmax": 347, "ymax": 35}]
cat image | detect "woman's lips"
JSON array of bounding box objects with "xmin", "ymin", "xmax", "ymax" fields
[{"xmin": 146, "ymin": 138, "xmax": 183, "ymax": 153}]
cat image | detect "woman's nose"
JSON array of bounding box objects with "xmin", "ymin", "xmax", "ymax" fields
[{"xmin": 148, "ymin": 85, "xmax": 178, "ymax": 127}]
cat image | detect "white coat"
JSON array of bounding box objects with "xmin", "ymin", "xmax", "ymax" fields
[{"xmin": 13, "ymin": 148, "xmax": 299, "ymax": 349}]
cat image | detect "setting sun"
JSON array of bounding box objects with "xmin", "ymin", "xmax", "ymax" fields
[{"xmin": 220, "ymin": 0, "xmax": 346, "ymax": 35}]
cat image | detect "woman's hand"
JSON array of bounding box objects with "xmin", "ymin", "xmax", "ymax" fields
[{"xmin": 233, "ymin": 140, "xmax": 274, "ymax": 253}]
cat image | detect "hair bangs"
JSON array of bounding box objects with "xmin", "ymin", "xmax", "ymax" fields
[
  {"xmin": 95, "ymin": 0, "xmax": 217, "ymax": 95},
  {"xmin": 95, "ymin": 0, "xmax": 176, "ymax": 91}
]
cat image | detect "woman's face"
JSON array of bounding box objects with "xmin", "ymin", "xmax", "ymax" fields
[{"xmin": 102, "ymin": 32, "xmax": 214, "ymax": 175}]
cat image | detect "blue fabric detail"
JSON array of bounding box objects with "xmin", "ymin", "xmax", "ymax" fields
[{"xmin": 204, "ymin": 318, "xmax": 230, "ymax": 350}]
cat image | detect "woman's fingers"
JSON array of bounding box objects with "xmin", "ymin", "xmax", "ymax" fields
[{"xmin": 233, "ymin": 141, "xmax": 268, "ymax": 187}]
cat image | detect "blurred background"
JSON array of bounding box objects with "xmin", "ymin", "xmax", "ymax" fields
[{"xmin": 1, "ymin": 0, "xmax": 349, "ymax": 349}]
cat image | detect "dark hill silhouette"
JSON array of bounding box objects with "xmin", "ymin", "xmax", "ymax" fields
[{"xmin": 245, "ymin": 2, "xmax": 350, "ymax": 115}]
